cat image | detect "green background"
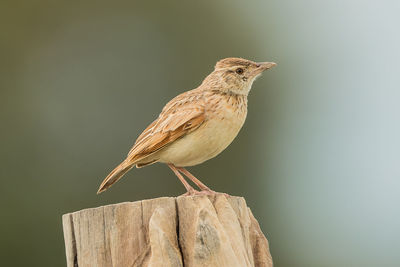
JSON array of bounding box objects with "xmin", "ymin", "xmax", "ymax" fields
[{"xmin": 1, "ymin": 0, "xmax": 399, "ymax": 266}]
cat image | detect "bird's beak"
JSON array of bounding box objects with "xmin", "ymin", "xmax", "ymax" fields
[
  {"xmin": 257, "ymin": 62, "xmax": 277, "ymax": 70},
  {"xmin": 252, "ymin": 62, "xmax": 277, "ymax": 77}
]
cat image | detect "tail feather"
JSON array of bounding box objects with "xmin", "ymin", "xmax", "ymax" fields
[{"xmin": 97, "ymin": 160, "xmax": 134, "ymax": 194}]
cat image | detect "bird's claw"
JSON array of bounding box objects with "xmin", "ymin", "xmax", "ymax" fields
[
  {"xmin": 180, "ymin": 189, "xmax": 231, "ymax": 197},
  {"xmin": 180, "ymin": 189, "xmax": 199, "ymax": 196}
]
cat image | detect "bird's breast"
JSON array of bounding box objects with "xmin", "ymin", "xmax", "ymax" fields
[{"xmin": 158, "ymin": 94, "xmax": 248, "ymax": 166}]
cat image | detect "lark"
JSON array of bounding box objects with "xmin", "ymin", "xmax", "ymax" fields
[{"xmin": 97, "ymin": 57, "xmax": 276, "ymax": 195}]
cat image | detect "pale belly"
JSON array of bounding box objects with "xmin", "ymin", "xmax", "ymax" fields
[{"xmin": 156, "ymin": 114, "xmax": 245, "ymax": 167}]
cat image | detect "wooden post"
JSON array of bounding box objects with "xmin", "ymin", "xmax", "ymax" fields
[{"xmin": 62, "ymin": 194, "xmax": 273, "ymax": 267}]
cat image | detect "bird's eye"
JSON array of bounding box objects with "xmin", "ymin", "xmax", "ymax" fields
[{"xmin": 235, "ymin": 68, "xmax": 244, "ymax": 75}]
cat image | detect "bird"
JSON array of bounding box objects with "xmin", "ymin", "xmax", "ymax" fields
[{"xmin": 97, "ymin": 57, "xmax": 276, "ymax": 195}]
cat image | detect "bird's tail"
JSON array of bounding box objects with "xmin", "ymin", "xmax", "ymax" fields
[{"xmin": 97, "ymin": 160, "xmax": 134, "ymax": 194}]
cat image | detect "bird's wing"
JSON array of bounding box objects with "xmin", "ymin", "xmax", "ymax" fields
[{"xmin": 126, "ymin": 90, "xmax": 206, "ymax": 163}]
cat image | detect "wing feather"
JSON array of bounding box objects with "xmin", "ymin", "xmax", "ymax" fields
[
  {"xmin": 126, "ymin": 89, "xmax": 205, "ymax": 163},
  {"xmin": 98, "ymin": 89, "xmax": 205, "ymax": 194}
]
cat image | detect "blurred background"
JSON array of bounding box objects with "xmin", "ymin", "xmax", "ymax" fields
[{"xmin": 1, "ymin": 0, "xmax": 399, "ymax": 266}]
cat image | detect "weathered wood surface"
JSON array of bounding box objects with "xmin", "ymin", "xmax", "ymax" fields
[{"xmin": 62, "ymin": 194, "xmax": 273, "ymax": 267}]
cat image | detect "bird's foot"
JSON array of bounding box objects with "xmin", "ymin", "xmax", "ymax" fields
[
  {"xmin": 211, "ymin": 191, "xmax": 231, "ymax": 198},
  {"xmin": 196, "ymin": 189, "xmax": 218, "ymax": 196},
  {"xmin": 192, "ymin": 190, "xmax": 231, "ymax": 197},
  {"xmin": 180, "ymin": 189, "xmax": 200, "ymax": 196},
  {"xmin": 180, "ymin": 189, "xmax": 231, "ymax": 197},
  {"xmin": 180, "ymin": 189, "xmax": 214, "ymax": 197}
]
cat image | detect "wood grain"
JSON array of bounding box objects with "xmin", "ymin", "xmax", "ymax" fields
[{"xmin": 62, "ymin": 194, "xmax": 273, "ymax": 267}]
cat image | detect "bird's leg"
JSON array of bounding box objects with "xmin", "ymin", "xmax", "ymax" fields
[
  {"xmin": 177, "ymin": 167, "xmax": 217, "ymax": 195},
  {"xmin": 167, "ymin": 164, "xmax": 198, "ymax": 195}
]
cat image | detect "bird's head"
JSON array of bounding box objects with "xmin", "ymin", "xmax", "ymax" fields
[{"xmin": 202, "ymin": 57, "xmax": 276, "ymax": 95}]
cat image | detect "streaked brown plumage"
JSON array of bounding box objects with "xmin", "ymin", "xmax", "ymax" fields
[{"xmin": 97, "ymin": 57, "xmax": 276, "ymax": 194}]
